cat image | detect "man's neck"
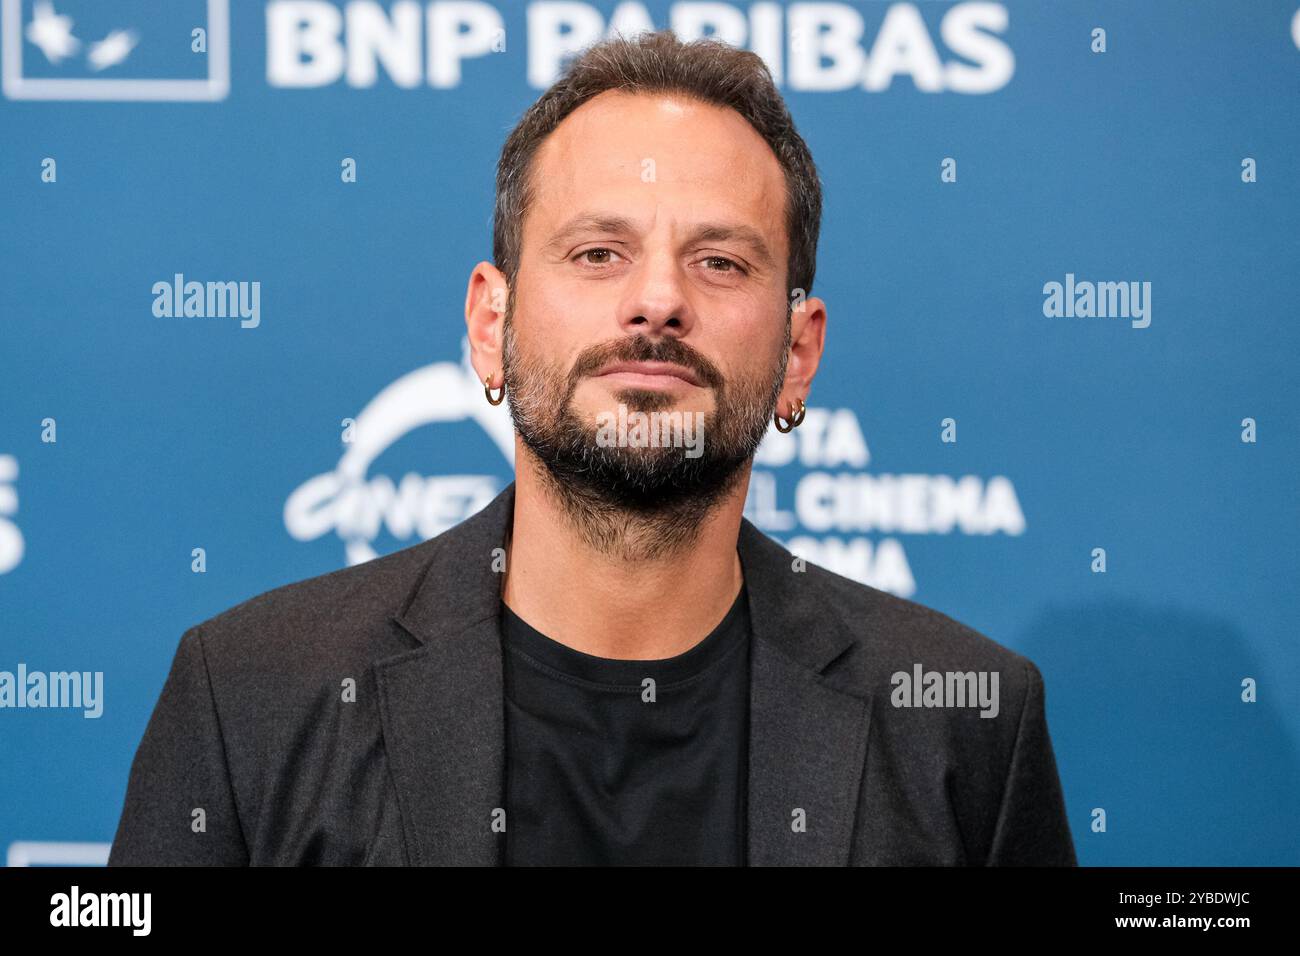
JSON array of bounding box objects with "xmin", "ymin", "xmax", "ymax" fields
[{"xmin": 500, "ymin": 447, "xmax": 749, "ymax": 661}]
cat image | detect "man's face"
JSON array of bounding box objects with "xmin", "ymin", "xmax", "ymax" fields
[{"xmin": 503, "ymin": 90, "xmax": 792, "ymax": 513}]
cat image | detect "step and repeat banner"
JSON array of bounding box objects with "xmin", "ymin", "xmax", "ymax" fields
[{"xmin": 1, "ymin": 1, "xmax": 1297, "ymax": 866}]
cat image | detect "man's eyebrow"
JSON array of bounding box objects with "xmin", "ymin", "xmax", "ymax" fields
[
  {"xmin": 544, "ymin": 213, "xmax": 776, "ymax": 269},
  {"xmin": 544, "ymin": 214, "xmax": 639, "ymax": 250},
  {"xmin": 687, "ymin": 223, "xmax": 776, "ymax": 269}
]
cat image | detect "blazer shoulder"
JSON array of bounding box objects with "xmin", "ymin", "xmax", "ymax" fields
[
  {"xmin": 185, "ymin": 535, "xmax": 441, "ymax": 674},
  {"xmin": 801, "ymin": 558, "xmax": 1040, "ymax": 691}
]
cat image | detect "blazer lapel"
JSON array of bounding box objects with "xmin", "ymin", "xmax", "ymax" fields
[
  {"xmin": 371, "ymin": 480, "xmax": 873, "ymax": 867},
  {"xmin": 374, "ymin": 482, "xmax": 516, "ymax": 866},
  {"xmin": 738, "ymin": 520, "xmax": 873, "ymax": 866}
]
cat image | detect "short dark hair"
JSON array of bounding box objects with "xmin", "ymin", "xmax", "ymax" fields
[{"xmin": 493, "ymin": 29, "xmax": 823, "ymax": 298}]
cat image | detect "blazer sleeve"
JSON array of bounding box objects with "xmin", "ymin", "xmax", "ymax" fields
[
  {"xmin": 985, "ymin": 659, "xmax": 1077, "ymax": 866},
  {"xmin": 107, "ymin": 626, "xmax": 251, "ymax": 865}
]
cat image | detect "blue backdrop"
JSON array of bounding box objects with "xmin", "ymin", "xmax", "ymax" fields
[{"xmin": 1, "ymin": 0, "xmax": 1297, "ymax": 866}]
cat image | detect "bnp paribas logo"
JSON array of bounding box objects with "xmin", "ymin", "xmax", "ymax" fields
[{"xmin": 1, "ymin": 0, "xmax": 228, "ymax": 100}]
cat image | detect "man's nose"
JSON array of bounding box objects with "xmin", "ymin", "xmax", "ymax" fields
[{"xmin": 617, "ymin": 249, "xmax": 695, "ymax": 337}]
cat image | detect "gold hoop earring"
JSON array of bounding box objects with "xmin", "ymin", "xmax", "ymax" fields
[
  {"xmin": 484, "ymin": 374, "xmax": 505, "ymax": 406},
  {"xmin": 774, "ymin": 396, "xmax": 806, "ymax": 433}
]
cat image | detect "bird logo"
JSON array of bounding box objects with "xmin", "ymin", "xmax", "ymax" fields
[{"xmin": 25, "ymin": 0, "xmax": 137, "ymax": 71}]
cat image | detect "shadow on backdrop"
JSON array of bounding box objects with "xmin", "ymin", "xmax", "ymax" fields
[{"xmin": 1019, "ymin": 598, "xmax": 1298, "ymax": 866}]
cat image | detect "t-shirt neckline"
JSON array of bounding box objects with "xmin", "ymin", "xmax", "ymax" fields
[{"xmin": 500, "ymin": 583, "xmax": 749, "ymax": 690}]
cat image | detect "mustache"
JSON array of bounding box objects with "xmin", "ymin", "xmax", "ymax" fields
[{"xmin": 570, "ymin": 335, "xmax": 723, "ymax": 389}]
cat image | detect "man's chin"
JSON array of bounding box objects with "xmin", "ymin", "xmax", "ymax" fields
[{"xmin": 549, "ymin": 445, "xmax": 747, "ymax": 513}]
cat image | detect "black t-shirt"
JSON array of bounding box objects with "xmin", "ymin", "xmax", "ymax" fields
[{"xmin": 500, "ymin": 584, "xmax": 751, "ymax": 866}]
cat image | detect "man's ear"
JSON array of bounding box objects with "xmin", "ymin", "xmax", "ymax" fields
[
  {"xmin": 779, "ymin": 293, "xmax": 828, "ymax": 409},
  {"xmin": 465, "ymin": 261, "xmax": 509, "ymax": 387}
]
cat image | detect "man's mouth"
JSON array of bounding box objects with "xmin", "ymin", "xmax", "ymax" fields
[{"xmin": 594, "ymin": 360, "xmax": 704, "ymax": 388}]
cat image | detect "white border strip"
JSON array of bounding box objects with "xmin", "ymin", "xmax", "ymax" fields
[{"xmin": 8, "ymin": 841, "xmax": 112, "ymax": 866}]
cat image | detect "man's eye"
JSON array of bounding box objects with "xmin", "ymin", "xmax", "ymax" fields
[
  {"xmin": 576, "ymin": 248, "xmax": 619, "ymax": 265},
  {"xmin": 704, "ymin": 256, "xmax": 743, "ymax": 274}
]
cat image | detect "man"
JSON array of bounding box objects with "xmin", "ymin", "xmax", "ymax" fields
[{"xmin": 109, "ymin": 30, "xmax": 1076, "ymax": 866}]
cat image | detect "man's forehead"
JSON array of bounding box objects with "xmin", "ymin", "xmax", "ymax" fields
[{"xmin": 526, "ymin": 91, "xmax": 787, "ymax": 242}]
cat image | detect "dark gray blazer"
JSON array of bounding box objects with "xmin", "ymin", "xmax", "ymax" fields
[{"xmin": 108, "ymin": 481, "xmax": 1077, "ymax": 866}]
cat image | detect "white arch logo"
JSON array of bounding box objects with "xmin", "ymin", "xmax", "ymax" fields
[
  {"xmin": 284, "ymin": 338, "xmax": 515, "ymax": 566},
  {"xmin": 0, "ymin": 454, "xmax": 22, "ymax": 574}
]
